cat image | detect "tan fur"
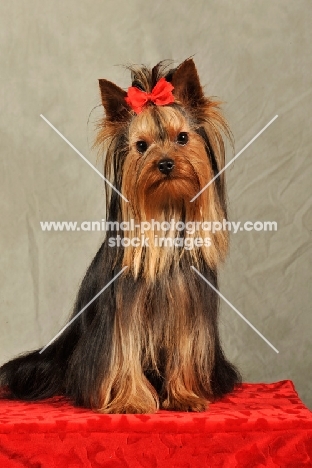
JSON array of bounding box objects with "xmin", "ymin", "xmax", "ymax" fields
[
  {"xmin": 92, "ymin": 60, "xmax": 237, "ymax": 413},
  {"xmin": 121, "ymin": 105, "xmax": 228, "ymax": 281},
  {"xmin": 98, "ymin": 269, "xmax": 215, "ymax": 413}
]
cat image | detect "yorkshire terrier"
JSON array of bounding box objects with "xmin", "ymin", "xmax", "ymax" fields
[{"xmin": 0, "ymin": 58, "xmax": 241, "ymax": 413}]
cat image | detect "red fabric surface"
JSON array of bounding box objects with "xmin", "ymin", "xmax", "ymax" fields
[{"xmin": 0, "ymin": 380, "xmax": 311, "ymax": 467}]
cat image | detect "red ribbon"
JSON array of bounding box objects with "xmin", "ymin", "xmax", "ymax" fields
[{"xmin": 125, "ymin": 77, "xmax": 174, "ymax": 114}]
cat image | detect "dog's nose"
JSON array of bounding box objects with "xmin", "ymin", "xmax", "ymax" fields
[{"xmin": 158, "ymin": 158, "xmax": 175, "ymax": 175}]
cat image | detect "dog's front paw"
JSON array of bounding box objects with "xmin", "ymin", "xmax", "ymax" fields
[{"xmin": 161, "ymin": 396, "xmax": 208, "ymax": 412}]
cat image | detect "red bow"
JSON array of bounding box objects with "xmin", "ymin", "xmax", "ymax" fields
[{"xmin": 125, "ymin": 77, "xmax": 174, "ymax": 114}]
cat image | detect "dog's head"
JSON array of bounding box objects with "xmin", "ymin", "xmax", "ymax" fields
[{"xmin": 96, "ymin": 59, "xmax": 232, "ymax": 278}]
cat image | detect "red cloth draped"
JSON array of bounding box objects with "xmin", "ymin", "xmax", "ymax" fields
[{"xmin": 0, "ymin": 380, "xmax": 311, "ymax": 467}]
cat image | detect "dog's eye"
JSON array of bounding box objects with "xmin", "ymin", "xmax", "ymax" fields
[
  {"xmin": 177, "ymin": 132, "xmax": 189, "ymax": 145},
  {"xmin": 136, "ymin": 141, "xmax": 148, "ymax": 154}
]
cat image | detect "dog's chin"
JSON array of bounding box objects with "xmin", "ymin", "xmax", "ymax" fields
[
  {"xmin": 136, "ymin": 177, "xmax": 200, "ymax": 219},
  {"xmin": 145, "ymin": 176, "xmax": 200, "ymax": 209}
]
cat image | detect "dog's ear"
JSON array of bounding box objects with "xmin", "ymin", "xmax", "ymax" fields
[
  {"xmin": 99, "ymin": 79, "xmax": 130, "ymax": 122},
  {"xmin": 171, "ymin": 59, "xmax": 205, "ymax": 108}
]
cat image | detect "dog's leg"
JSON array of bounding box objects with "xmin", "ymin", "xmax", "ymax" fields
[
  {"xmin": 95, "ymin": 279, "xmax": 159, "ymax": 414},
  {"xmin": 158, "ymin": 267, "xmax": 219, "ymax": 412},
  {"xmin": 161, "ymin": 369, "xmax": 210, "ymax": 412},
  {"xmin": 97, "ymin": 334, "xmax": 160, "ymax": 414},
  {"xmin": 160, "ymin": 331, "xmax": 211, "ymax": 412}
]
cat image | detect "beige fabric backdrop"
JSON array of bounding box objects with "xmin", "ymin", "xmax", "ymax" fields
[{"xmin": 0, "ymin": 1, "xmax": 311, "ymax": 408}]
